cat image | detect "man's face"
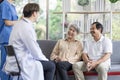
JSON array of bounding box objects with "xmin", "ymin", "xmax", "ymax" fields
[
  {"xmin": 90, "ymin": 24, "xmax": 100, "ymax": 38},
  {"xmin": 34, "ymin": 11, "xmax": 39, "ymax": 22}
]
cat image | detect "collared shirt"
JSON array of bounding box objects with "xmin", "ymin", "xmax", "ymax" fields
[
  {"xmin": 83, "ymin": 35, "xmax": 112, "ymax": 64},
  {"xmin": 50, "ymin": 39, "xmax": 83, "ymax": 64},
  {"xmin": 0, "ymin": 0, "xmax": 18, "ymax": 43}
]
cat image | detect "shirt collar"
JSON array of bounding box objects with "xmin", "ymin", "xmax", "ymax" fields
[
  {"xmin": 64, "ymin": 38, "xmax": 77, "ymax": 42},
  {"xmin": 23, "ymin": 18, "xmax": 33, "ymax": 25},
  {"xmin": 92, "ymin": 35, "xmax": 104, "ymax": 43},
  {"xmin": 99, "ymin": 35, "xmax": 104, "ymax": 42},
  {"xmin": 22, "ymin": 18, "xmax": 34, "ymax": 29}
]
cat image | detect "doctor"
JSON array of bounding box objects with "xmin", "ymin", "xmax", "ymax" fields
[
  {"xmin": 4, "ymin": 3, "xmax": 55, "ymax": 80},
  {"xmin": 0, "ymin": 0, "xmax": 18, "ymax": 80}
]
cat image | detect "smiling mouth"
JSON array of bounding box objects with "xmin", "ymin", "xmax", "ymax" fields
[{"xmin": 90, "ymin": 31, "xmax": 95, "ymax": 34}]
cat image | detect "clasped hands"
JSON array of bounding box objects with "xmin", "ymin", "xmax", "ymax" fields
[{"xmin": 86, "ymin": 60, "xmax": 98, "ymax": 72}]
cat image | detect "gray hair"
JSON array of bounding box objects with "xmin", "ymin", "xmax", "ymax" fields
[{"xmin": 68, "ymin": 23, "xmax": 80, "ymax": 34}]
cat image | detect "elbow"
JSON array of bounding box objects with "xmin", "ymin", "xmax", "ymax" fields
[
  {"xmin": 5, "ymin": 22, "xmax": 13, "ymax": 26},
  {"xmin": 4, "ymin": 20, "xmax": 14, "ymax": 26}
]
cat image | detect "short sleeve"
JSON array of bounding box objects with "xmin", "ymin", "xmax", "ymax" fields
[
  {"xmin": 83, "ymin": 41, "xmax": 88, "ymax": 54},
  {"xmin": 104, "ymin": 39, "xmax": 112, "ymax": 54},
  {"xmin": 2, "ymin": 5, "xmax": 11, "ymax": 20},
  {"xmin": 50, "ymin": 40, "xmax": 60, "ymax": 60}
]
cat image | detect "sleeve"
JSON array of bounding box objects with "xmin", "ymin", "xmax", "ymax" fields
[
  {"xmin": 104, "ymin": 39, "xmax": 112, "ymax": 54},
  {"xmin": 20, "ymin": 26, "xmax": 48, "ymax": 61},
  {"xmin": 83, "ymin": 41, "xmax": 88, "ymax": 54},
  {"xmin": 1, "ymin": 5, "xmax": 11, "ymax": 20},
  {"xmin": 50, "ymin": 40, "xmax": 60, "ymax": 60},
  {"xmin": 74, "ymin": 41, "xmax": 83, "ymax": 60}
]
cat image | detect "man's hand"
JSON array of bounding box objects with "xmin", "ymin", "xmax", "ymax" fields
[
  {"xmin": 90, "ymin": 61, "xmax": 98, "ymax": 69},
  {"xmin": 86, "ymin": 60, "xmax": 98, "ymax": 71},
  {"xmin": 86, "ymin": 60, "xmax": 92, "ymax": 71}
]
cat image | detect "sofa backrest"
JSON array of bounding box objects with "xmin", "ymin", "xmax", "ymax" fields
[
  {"xmin": 111, "ymin": 41, "xmax": 120, "ymax": 64},
  {"xmin": 37, "ymin": 40, "xmax": 120, "ymax": 63},
  {"xmin": 37, "ymin": 40, "xmax": 57, "ymax": 59}
]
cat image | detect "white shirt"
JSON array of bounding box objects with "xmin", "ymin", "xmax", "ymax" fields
[
  {"xmin": 4, "ymin": 18, "xmax": 48, "ymax": 80},
  {"xmin": 83, "ymin": 35, "xmax": 112, "ymax": 64}
]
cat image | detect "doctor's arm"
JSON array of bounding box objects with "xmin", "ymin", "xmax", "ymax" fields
[{"xmin": 21, "ymin": 28, "xmax": 48, "ymax": 61}]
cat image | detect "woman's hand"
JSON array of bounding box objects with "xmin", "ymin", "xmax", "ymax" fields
[{"xmin": 55, "ymin": 56, "xmax": 61, "ymax": 62}]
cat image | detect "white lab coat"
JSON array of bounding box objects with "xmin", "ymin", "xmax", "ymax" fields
[{"xmin": 3, "ymin": 18, "xmax": 48, "ymax": 80}]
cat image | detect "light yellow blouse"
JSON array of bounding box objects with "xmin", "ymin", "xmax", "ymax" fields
[{"xmin": 50, "ymin": 39, "xmax": 83, "ymax": 64}]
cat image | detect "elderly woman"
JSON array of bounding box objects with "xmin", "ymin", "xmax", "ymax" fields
[{"xmin": 50, "ymin": 23, "xmax": 83, "ymax": 80}]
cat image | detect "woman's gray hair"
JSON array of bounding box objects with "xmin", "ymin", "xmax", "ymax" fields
[{"xmin": 68, "ymin": 23, "xmax": 80, "ymax": 34}]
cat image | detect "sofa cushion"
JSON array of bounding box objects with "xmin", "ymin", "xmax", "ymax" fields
[
  {"xmin": 111, "ymin": 41, "xmax": 120, "ymax": 63},
  {"xmin": 109, "ymin": 64, "xmax": 120, "ymax": 72},
  {"xmin": 37, "ymin": 40, "xmax": 57, "ymax": 59}
]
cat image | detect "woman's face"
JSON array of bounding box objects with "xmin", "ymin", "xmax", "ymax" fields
[{"xmin": 67, "ymin": 26, "xmax": 78, "ymax": 39}]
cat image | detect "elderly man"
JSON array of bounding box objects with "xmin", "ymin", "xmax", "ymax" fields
[{"xmin": 73, "ymin": 22, "xmax": 112, "ymax": 80}]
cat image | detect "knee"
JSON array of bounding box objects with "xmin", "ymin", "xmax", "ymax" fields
[
  {"xmin": 72, "ymin": 62, "xmax": 82, "ymax": 70},
  {"xmin": 46, "ymin": 61, "xmax": 56, "ymax": 72},
  {"xmin": 50, "ymin": 61, "xmax": 56, "ymax": 70},
  {"xmin": 96, "ymin": 64, "xmax": 108, "ymax": 73},
  {"xmin": 72, "ymin": 63, "xmax": 78, "ymax": 69},
  {"xmin": 56, "ymin": 62, "xmax": 66, "ymax": 70},
  {"xmin": 56, "ymin": 62, "xmax": 62, "ymax": 69}
]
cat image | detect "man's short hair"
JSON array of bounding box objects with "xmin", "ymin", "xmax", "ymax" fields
[
  {"xmin": 92, "ymin": 22, "xmax": 103, "ymax": 33},
  {"xmin": 23, "ymin": 3, "xmax": 40, "ymax": 17}
]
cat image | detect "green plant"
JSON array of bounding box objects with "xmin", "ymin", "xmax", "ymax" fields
[
  {"xmin": 109, "ymin": 0, "xmax": 119, "ymax": 3},
  {"xmin": 77, "ymin": 0, "xmax": 89, "ymax": 6}
]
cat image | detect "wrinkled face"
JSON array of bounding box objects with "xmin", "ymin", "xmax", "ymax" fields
[
  {"xmin": 90, "ymin": 24, "xmax": 100, "ymax": 38},
  {"xmin": 67, "ymin": 26, "xmax": 77, "ymax": 39}
]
